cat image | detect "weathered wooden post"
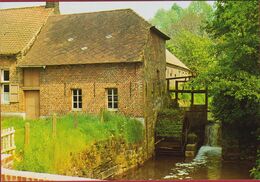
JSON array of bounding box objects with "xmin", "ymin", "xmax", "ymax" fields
[
  {"xmin": 73, "ymin": 112, "xmax": 78, "ymax": 128},
  {"xmin": 175, "ymin": 81, "xmax": 179, "ymax": 104},
  {"xmin": 24, "ymin": 122, "xmax": 30, "ymax": 147},
  {"xmin": 52, "ymin": 113, "xmax": 57, "ymax": 138},
  {"xmin": 100, "ymin": 108, "xmax": 104, "ymax": 123},
  {"xmin": 191, "ymin": 87, "xmax": 194, "ymax": 107},
  {"xmin": 167, "ymin": 79, "xmax": 170, "ymax": 93}
]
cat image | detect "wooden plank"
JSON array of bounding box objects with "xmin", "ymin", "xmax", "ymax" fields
[
  {"xmin": 22, "ymin": 87, "xmax": 40, "ymax": 91},
  {"xmin": 1, "ymin": 130, "xmax": 15, "ymax": 137},
  {"xmin": 167, "ymin": 79, "xmax": 170, "ymax": 92},
  {"xmin": 175, "ymin": 81, "xmax": 179, "ymax": 102},
  {"xmin": 25, "ymin": 122, "xmax": 30, "ymax": 146},
  {"xmin": 166, "ymin": 76, "xmax": 194, "ymax": 80},
  {"xmin": 23, "ymin": 69, "xmax": 40, "ymax": 87},
  {"xmin": 1, "ymin": 127, "xmax": 16, "ymax": 154},
  {"xmin": 168, "ymin": 90, "xmax": 206, "ymax": 93},
  {"xmin": 25, "ymin": 91, "xmax": 40, "ymax": 119}
]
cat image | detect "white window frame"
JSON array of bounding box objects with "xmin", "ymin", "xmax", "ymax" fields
[
  {"xmin": 1, "ymin": 84, "xmax": 10, "ymax": 104},
  {"xmin": 72, "ymin": 89, "xmax": 82, "ymax": 111},
  {"xmin": 107, "ymin": 88, "xmax": 118, "ymax": 111},
  {"xmin": 1, "ymin": 69, "xmax": 10, "ymax": 104},
  {"xmin": 1, "ymin": 70, "xmax": 10, "ymax": 83}
]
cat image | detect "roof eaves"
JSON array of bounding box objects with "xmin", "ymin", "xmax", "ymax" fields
[
  {"xmin": 166, "ymin": 63, "xmax": 191, "ymax": 72},
  {"xmin": 150, "ymin": 26, "xmax": 170, "ymax": 40},
  {"xmin": 0, "ymin": 51, "xmax": 20, "ymax": 56},
  {"xmin": 18, "ymin": 59, "xmax": 143, "ymax": 68}
]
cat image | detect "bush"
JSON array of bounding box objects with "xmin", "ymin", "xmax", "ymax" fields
[
  {"xmin": 251, "ymin": 150, "xmax": 260, "ymax": 179},
  {"xmin": 187, "ymin": 133, "xmax": 198, "ymax": 144},
  {"xmin": 156, "ymin": 108, "xmax": 185, "ymax": 137}
]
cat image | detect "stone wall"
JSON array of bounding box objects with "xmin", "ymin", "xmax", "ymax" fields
[
  {"xmin": 67, "ymin": 137, "xmax": 146, "ymax": 179},
  {"xmin": 222, "ymin": 122, "xmax": 257, "ymax": 161},
  {"xmin": 142, "ymin": 31, "xmax": 166, "ymax": 157}
]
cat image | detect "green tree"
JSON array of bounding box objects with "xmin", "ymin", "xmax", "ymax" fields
[
  {"xmin": 191, "ymin": 0, "xmax": 260, "ymax": 164},
  {"xmin": 151, "ymin": 1, "xmax": 214, "ymax": 74},
  {"xmin": 203, "ymin": 0, "xmax": 260, "ymax": 124}
]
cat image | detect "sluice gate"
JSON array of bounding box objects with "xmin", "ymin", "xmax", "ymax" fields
[{"xmin": 155, "ymin": 76, "xmax": 208, "ymax": 156}]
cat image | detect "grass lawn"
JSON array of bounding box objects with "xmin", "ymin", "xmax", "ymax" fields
[{"xmin": 1, "ymin": 112, "xmax": 144, "ymax": 174}]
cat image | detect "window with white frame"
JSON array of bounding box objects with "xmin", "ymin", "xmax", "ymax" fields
[
  {"xmin": 72, "ymin": 89, "xmax": 82, "ymax": 110},
  {"xmin": 107, "ymin": 88, "xmax": 118, "ymax": 110},
  {"xmin": 1, "ymin": 70, "xmax": 10, "ymax": 104},
  {"xmin": 2, "ymin": 70, "xmax": 9, "ymax": 82}
]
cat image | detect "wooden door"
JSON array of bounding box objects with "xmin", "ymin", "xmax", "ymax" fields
[
  {"xmin": 25, "ymin": 91, "xmax": 40, "ymax": 119},
  {"xmin": 23, "ymin": 69, "xmax": 40, "ymax": 87}
]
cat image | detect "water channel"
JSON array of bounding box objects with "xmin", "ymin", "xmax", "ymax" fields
[{"xmin": 113, "ymin": 122, "xmax": 254, "ymax": 180}]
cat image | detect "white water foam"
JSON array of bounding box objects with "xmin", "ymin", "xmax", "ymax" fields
[{"xmin": 163, "ymin": 146, "xmax": 222, "ymax": 179}]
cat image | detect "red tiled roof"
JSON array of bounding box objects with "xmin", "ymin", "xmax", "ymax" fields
[{"xmin": 0, "ymin": 6, "xmax": 54, "ymax": 55}]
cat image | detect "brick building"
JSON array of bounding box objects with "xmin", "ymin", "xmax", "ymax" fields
[
  {"xmin": 1, "ymin": 3, "xmax": 170, "ymax": 156},
  {"xmin": 0, "ymin": 5, "xmax": 55, "ymax": 118},
  {"xmin": 166, "ymin": 49, "xmax": 192, "ymax": 79}
]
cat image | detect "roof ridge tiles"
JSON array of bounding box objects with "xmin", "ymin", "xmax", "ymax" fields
[
  {"xmin": 0, "ymin": 5, "xmax": 46, "ymax": 11},
  {"xmin": 51, "ymin": 8, "xmax": 135, "ymax": 17}
]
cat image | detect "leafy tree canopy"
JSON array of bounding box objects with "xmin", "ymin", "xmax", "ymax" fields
[
  {"xmin": 200, "ymin": 0, "xmax": 260, "ymax": 125},
  {"xmin": 150, "ymin": 1, "xmax": 213, "ymax": 74}
]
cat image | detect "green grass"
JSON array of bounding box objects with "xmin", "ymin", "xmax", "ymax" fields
[{"xmin": 1, "ymin": 112, "xmax": 144, "ymax": 174}]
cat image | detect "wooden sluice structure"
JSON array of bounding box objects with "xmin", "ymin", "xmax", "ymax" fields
[{"xmin": 155, "ymin": 76, "xmax": 208, "ymax": 156}]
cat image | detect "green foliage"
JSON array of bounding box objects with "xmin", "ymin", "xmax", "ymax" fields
[
  {"xmin": 194, "ymin": 0, "xmax": 259, "ymax": 169},
  {"xmin": 251, "ymin": 150, "xmax": 260, "ymax": 179},
  {"xmin": 156, "ymin": 109, "xmax": 185, "ymax": 137},
  {"xmin": 1, "ymin": 112, "xmax": 144, "ymax": 174},
  {"xmin": 151, "ymin": 1, "xmax": 214, "ymax": 74},
  {"xmin": 197, "ymin": 0, "xmax": 260, "ymax": 126},
  {"xmin": 168, "ymin": 31, "xmax": 215, "ymax": 74},
  {"xmin": 251, "ymin": 130, "xmax": 260, "ymax": 179},
  {"xmin": 187, "ymin": 133, "xmax": 198, "ymax": 144}
]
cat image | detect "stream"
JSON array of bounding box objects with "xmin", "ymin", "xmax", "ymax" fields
[{"xmin": 112, "ymin": 122, "xmax": 254, "ymax": 180}]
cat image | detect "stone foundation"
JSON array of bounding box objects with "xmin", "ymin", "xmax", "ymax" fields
[
  {"xmin": 68, "ymin": 137, "xmax": 146, "ymax": 179},
  {"xmin": 222, "ymin": 123, "xmax": 257, "ymax": 161}
]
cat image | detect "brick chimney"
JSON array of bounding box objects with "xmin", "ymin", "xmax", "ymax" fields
[{"xmin": 45, "ymin": 1, "xmax": 60, "ymax": 14}]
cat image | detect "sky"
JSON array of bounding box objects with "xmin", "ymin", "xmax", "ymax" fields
[{"xmin": 0, "ymin": 1, "xmax": 214, "ymax": 20}]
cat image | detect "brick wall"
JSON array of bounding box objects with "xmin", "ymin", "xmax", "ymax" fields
[
  {"xmin": 1, "ymin": 30, "xmax": 167, "ymax": 159},
  {"xmin": 39, "ymin": 62, "xmax": 145, "ymax": 117},
  {"xmin": 0, "ymin": 56, "xmax": 24, "ymax": 114}
]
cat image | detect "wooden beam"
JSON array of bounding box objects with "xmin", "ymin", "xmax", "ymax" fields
[
  {"xmin": 167, "ymin": 79, "xmax": 170, "ymax": 92},
  {"xmin": 191, "ymin": 91, "xmax": 194, "ymax": 106},
  {"xmin": 175, "ymin": 81, "xmax": 179, "ymax": 102},
  {"xmin": 168, "ymin": 90, "xmax": 206, "ymax": 93},
  {"xmin": 166, "ymin": 76, "xmax": 194, "ymax": 80}
]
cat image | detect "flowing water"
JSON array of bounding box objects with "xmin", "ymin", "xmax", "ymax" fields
[{"xmin": 113, "ymin": 122, "xmax": 254, "ymax": 180}]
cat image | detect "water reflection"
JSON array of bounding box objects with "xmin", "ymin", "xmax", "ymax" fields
[
  {"xmin": 113, "ymin": 122, "xmax": 253, "ymax": 180},
  {"xmin": 113, "ymin": 152, "xmax": 253, "ymax": 180}
]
